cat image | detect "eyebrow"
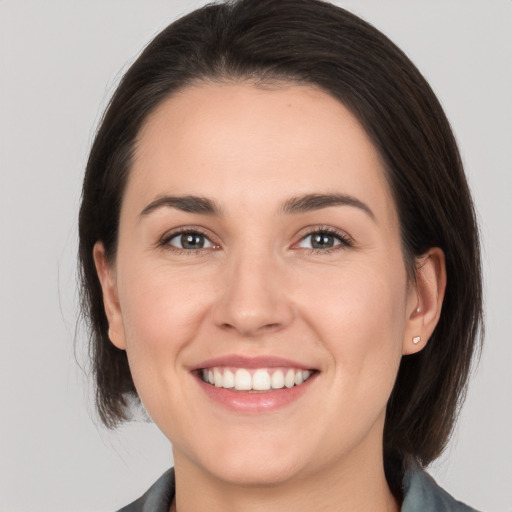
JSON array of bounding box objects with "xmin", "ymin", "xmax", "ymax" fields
[
  {"xmin": 281, "ymin": 193, "xmax": 375, "ymax": 220},
  {"xmin": 139, "ymin": 192, "xmax": 374, "ymax": 220},
  {"xmin": 140, "ymin": 195, "xmax": 222, "ymax": 218}
]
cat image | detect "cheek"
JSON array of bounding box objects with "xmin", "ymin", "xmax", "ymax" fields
[
  {"xmin": 115, "ymin": 260, "xmax": 214, "ymax": 402},
  {"xmin": 119, "ymin": 258, "xmax": 210, "ymax": 341},
  {"xmin": 279, "ymin": 259, "xmax": 409, "ymax": 466},
  {"xmin": 299, "ymin": 260, "xmax": 407, "ymax": 389}
]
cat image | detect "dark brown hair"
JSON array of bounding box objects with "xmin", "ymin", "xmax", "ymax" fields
[{"xmin": 78, "ymin": 0, "xmax": 483, "ymax": 471}]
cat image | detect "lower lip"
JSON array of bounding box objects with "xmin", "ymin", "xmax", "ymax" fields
[{"xmin": 194, "ymin": 373, "xmax": 317, "ymax": 413}]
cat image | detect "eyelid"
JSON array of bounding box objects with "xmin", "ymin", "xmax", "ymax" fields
[
  {"xmin": 292, "ymin": 226, "xmax": 353, "ymax": 252},
  {"xmin": 158, "ymin": 226, "xmax": 220, "ymax": 252}
]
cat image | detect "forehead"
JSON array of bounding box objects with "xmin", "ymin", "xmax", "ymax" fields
[{"xmin": 127, "ymin": 82, "xmax": 395, "ymax": 221}]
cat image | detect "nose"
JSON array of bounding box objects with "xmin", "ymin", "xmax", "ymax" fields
[{"xmin": 211, "ymin": 249, "xmax": 295, "ymax": 337}]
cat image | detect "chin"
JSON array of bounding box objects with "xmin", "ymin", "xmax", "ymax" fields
[
  {"xmin": 176, "ymin": 429, "xmax": 314, "ymax": 487},
  {"xmin": 205, "ymin": 453, "xmax": 309, "ymax": 487}
]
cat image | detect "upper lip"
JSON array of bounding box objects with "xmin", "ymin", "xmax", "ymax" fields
[{"xmin": 190, "ymin": 355, "xmax": 317, "ymax": 371}]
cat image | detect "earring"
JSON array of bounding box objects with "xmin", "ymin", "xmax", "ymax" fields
[{"xmin": 412, "ymin": 336, "xmax": 421, "ymax": 344}]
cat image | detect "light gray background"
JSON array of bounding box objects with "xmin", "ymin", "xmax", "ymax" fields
[{"xmin": 1, "ymin": 1, "xmax": 510, "ymax": 511}]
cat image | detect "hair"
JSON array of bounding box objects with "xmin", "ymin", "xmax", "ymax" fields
[{"xmin": 78, "ymin": 0, "xmax": 483, "ymax": 473}]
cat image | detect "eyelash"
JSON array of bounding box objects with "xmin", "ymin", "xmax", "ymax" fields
[
  {"xmin": 158, "ymin": 227, "xmax": 217, "ymax": 255},
  {"xmin": 297, "ymin": 226, "xmax": 353, "ymax": 254},
  {"xmin": 158, "ymin": 226, "xmax": 353, "ymax": 255}
]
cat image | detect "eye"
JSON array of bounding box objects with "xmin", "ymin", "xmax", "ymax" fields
[
  {"xmin": 167, "ymin": 231, "xmax": 214, "ymax": 250},
  {"xmin": 296, "ymin": 229, "xmax": 351, "ymax": 251}
]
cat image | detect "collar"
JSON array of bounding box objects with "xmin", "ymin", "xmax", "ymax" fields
[{"xmin": 401, "ymin": 462, "xmax": 480, "ymax": 511}]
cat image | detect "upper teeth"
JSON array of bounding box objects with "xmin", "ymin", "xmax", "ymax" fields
[{"xmin": 201, "ymin": 367, "xmax": 312, "ymax": 391}]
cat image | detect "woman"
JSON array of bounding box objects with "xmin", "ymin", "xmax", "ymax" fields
[{"xmin": 78, "ymin": 0, "xmax": 483, "ymax": 510}]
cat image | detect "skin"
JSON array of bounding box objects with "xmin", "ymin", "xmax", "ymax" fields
[{"xmin": 95, "ymin": 83, "xmax": 446, "ymax": 512}]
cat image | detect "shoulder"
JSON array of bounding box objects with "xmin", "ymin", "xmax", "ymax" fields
[
  {"xmin": 116, "ymin": 468, "xmax": 175, "ymax": 512},
  {"xmin": 402, "ymin": 463, "xmax": 482, "ymax": 512}
]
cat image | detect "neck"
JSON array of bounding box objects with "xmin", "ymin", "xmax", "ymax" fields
[{"xmin": 171, "ymin": 440, "xmax": 399, "ymax": 512}]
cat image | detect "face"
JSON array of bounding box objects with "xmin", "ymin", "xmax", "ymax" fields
[{"xmin": 96, "ymin": 83, "xmax": 430, "ymax": 487}]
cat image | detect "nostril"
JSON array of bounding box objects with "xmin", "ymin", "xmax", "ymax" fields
[
  {"xmin": 262, "ymin": 323, "xmax": 281, "ymax": 332},
  {"xmin": 219, "ymin": 321, "xmax": 283, "ymax": 336}
]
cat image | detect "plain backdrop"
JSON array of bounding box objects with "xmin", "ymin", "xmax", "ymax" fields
[{"xmin": 1, "ymin": 1, "xmax": 511, "ymax": 511}]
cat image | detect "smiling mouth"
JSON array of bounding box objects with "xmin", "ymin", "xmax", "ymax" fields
[{"xmin": 198, "ymin": 367, "xmax": 316, "ymax": 392}]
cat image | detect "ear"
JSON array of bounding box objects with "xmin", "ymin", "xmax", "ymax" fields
[
  {"xmin": 93, "ymin": 242, "xmax": 126, "ymax": 350},
  {"xmin": 402, "ymin": 248, "xmax": 446, "ymax": 355}
]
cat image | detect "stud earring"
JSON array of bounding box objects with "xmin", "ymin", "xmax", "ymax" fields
[{"xmin": 412, "ymin": 336, "xmax": 421, "ymax": 344}]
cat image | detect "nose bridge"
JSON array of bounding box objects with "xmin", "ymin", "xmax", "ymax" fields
[{"xmin": 212, "ymin": 241, "xmax": 294, "ymax": 336}]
